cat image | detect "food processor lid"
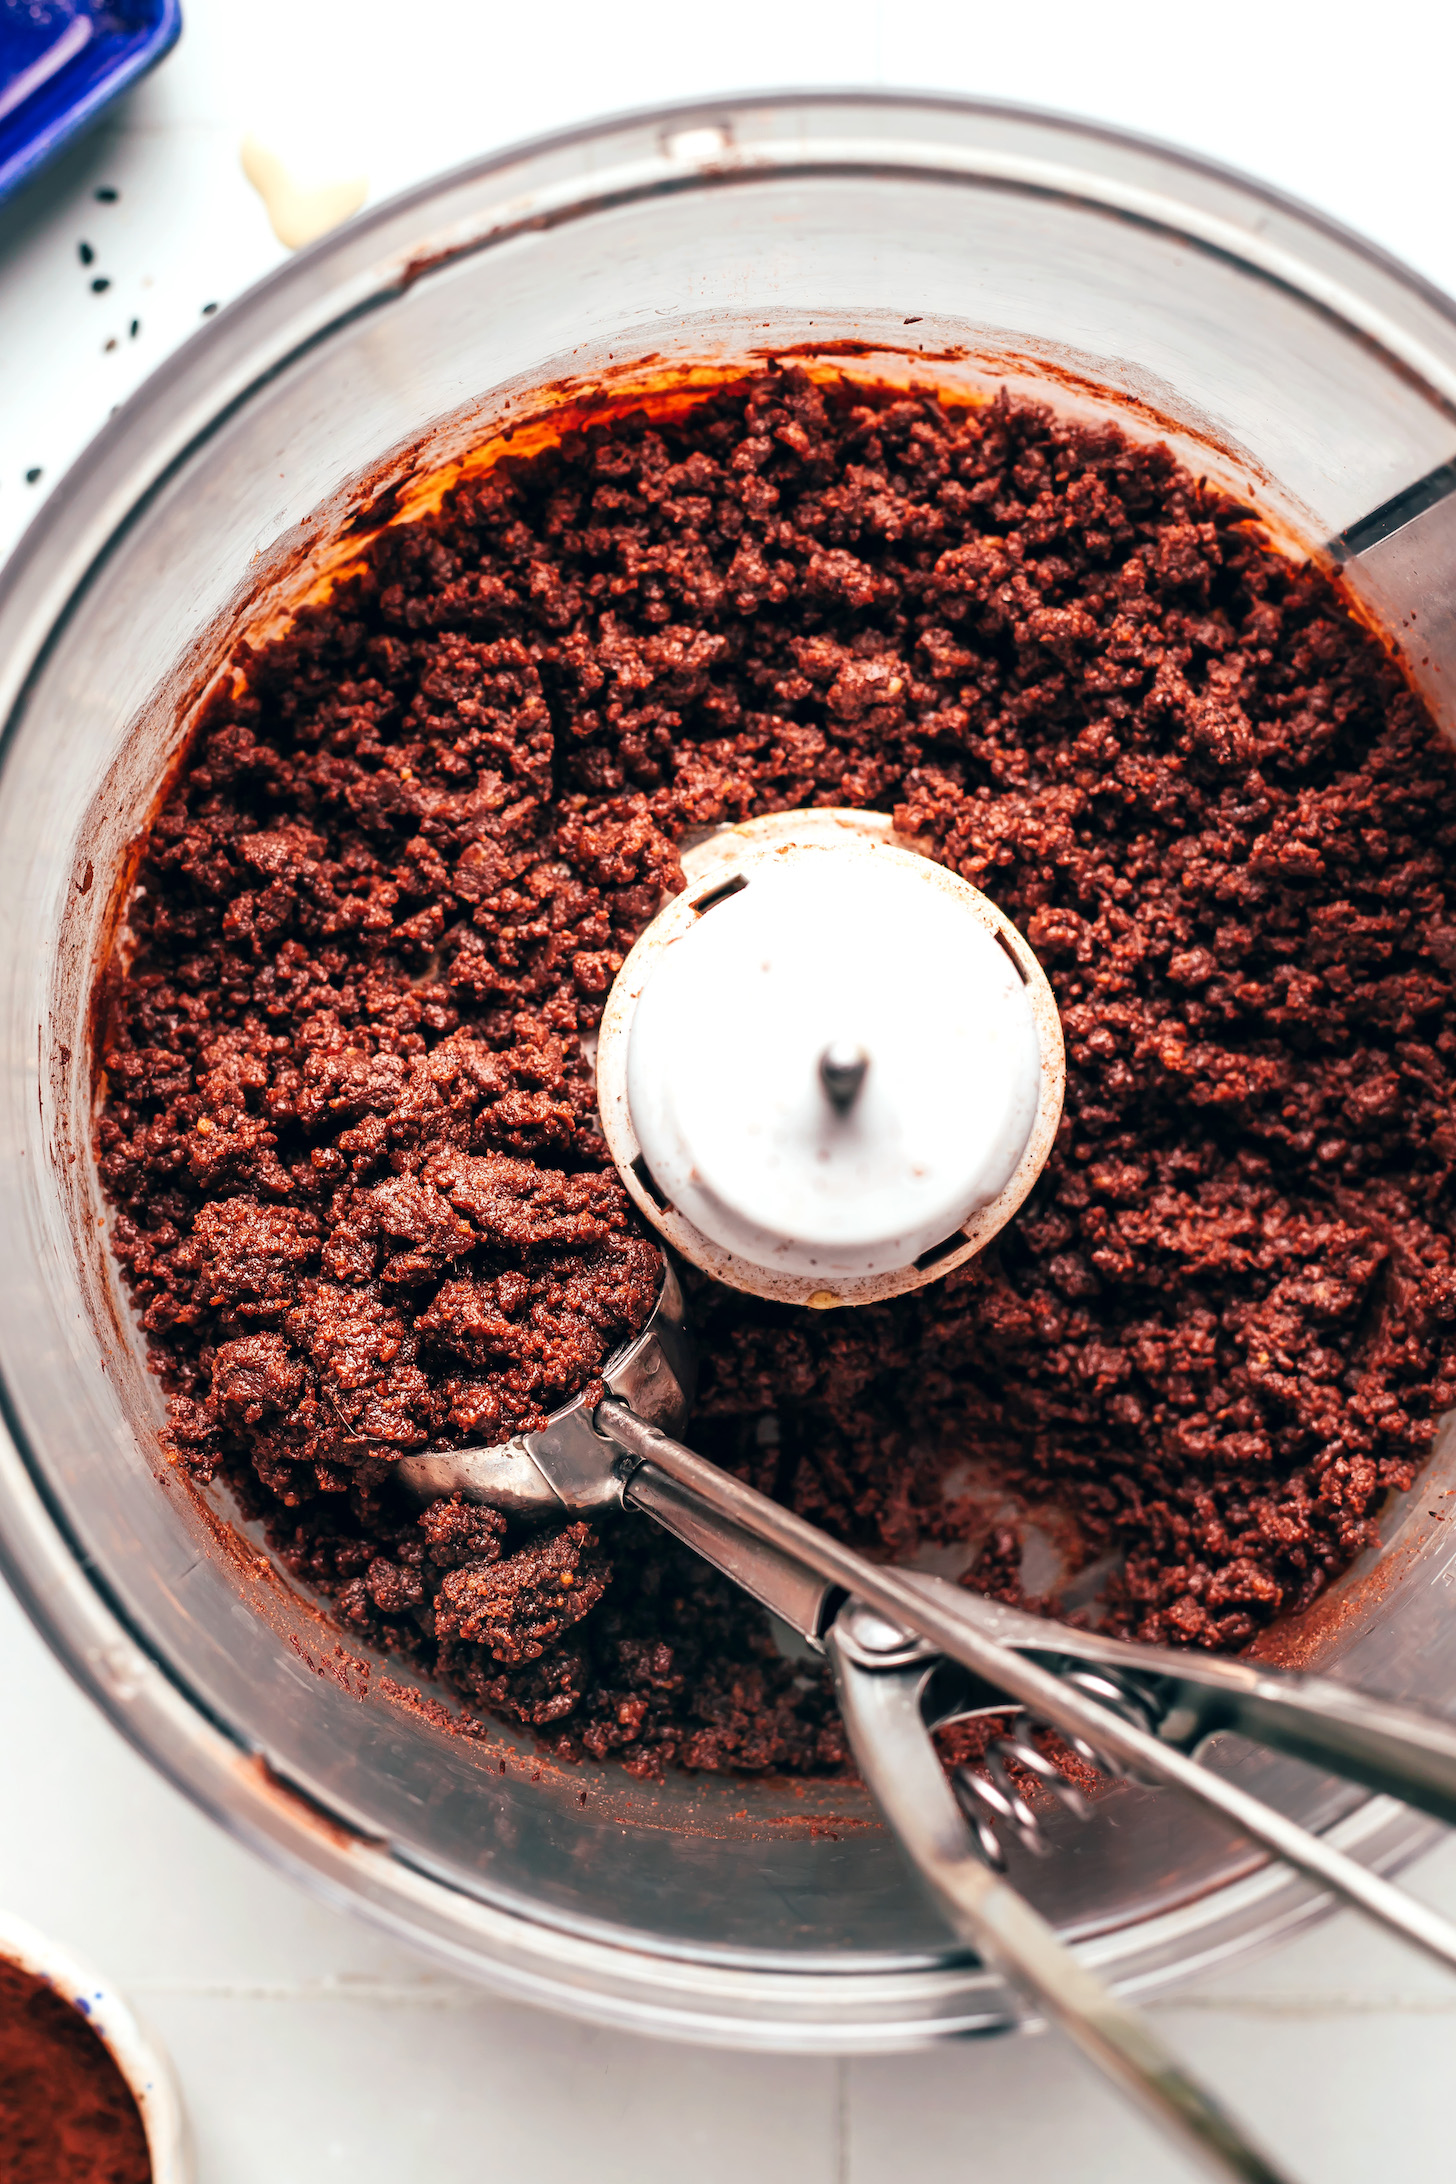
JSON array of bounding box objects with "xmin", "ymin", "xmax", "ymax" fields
[{"xmin": 623, "ymin": 833, "xmax": 1044, "ymax": 1280}]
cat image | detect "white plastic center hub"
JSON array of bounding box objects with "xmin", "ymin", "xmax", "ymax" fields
[{"xmin": 625, "ymin": 842, "xmax": 1042, "ymax": 1280}]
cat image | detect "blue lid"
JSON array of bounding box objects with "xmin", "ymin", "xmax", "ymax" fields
[{"xmin": 0, "ymin": 0, "xmax": 182, "ymax": 207}]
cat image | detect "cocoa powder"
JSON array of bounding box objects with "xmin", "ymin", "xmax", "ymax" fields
[{"xmin": 0, "ymin": 1958, "xmax": 150, "ymax": 2184}]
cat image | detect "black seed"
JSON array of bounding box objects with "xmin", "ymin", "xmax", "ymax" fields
[
  {"xmin": 78, "ymin": 240, "xmax": 94, "ymax": 265},
  {"xmin": 91, "ymin": 276, "xmax": 111, "ymax": 293},
  {"xmin": 25, "ymin": 468, "xmax": 42, "ymax": 485},
  {"xmin": 94, "ymin": 185, "xmax": 118, "ymax": 202},
  {"xmin": 129, "ymin": 318, "xmax": 140, "ymax": 338},
  {"xmin": 201, "ymin": 300, "xmax": 218, "ymax": 316}
]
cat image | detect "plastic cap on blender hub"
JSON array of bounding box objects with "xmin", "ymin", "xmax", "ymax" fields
[{"xmin": 624, "ymin": 846, "xmax": 1042, "ymax": 1280}]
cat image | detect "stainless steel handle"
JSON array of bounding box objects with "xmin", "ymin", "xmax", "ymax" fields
[
  {"xmin": 625, "ymin": 1431, "xmax": 1298, "ymax": 2179},
  {"xmin": 597, "ymin": 1399, "xmax": 1456, "ymax": 1978},
  {"xmin": 621, "ymin": 1462, "xmax": 834, "ymax": 1641},
  {"xmin": 827, "ymin": 1617, "xmax": 1297, "ymax": 2184},
  {"xmin": 955, "ymin": 1599, "xmax": 1456, "ymax": 1829}
]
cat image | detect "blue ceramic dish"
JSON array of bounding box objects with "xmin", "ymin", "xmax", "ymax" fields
[{"xmin": 0, "ymin": 0, "xmax": 181, "ymax": 207}]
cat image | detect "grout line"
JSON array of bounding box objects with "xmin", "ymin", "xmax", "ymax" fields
[
  {"xmin": 116, "ymin": 1977, "xmax": 1456, "ymax": 2022},
  {"xmin": 1152, "ymin": 1991, "xmax": 1456, "ymax": 2018},
  {"xmin": 124, "ymin": 1976, "xmax": 488, "ymax": 2006}
]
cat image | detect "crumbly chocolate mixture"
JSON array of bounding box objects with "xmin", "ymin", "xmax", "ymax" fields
[
  {"xmin": 0, "ymin": 1958, "xmax": 151, "ymax": 2184},
  {"xmin": 98, "ymin": 369, "xmax": 1456, "ymax": 1777}
]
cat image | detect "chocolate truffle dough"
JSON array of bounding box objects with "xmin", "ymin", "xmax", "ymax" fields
[{"xmin": 97, "ymin": 369, "xmax": 1456, "ymax": 1779}]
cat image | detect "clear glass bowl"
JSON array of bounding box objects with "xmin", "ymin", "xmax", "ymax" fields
[{"xmin": 1, "ymin": 91, "xmax": 1454, "ymax": 2051}]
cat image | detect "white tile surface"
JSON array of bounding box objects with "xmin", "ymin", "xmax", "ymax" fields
[
  {"xmin": 8, "ymin": 1562, "xmax": 1456, "ymax": 2184},
  {"xmin": 4, "ymin": 0, "xmax": 1456, "ymax": 566},
  {"xmin": 5, "ymin": 4, "xmax": 1456, "ymax": 2176}
]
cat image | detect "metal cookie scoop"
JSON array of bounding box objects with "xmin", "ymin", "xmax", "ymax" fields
[
  {"xmin": 395, "ymin": 1265, "xmax": 1456, "ymax": 2184},
  {"xmin": 396, "ymin": 1259, "xmax": 697, "ymax": 1517}
]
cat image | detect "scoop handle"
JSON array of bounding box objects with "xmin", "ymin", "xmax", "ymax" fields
[
  {"xmin": 943, "ymin": 1595, "xmax": 1456, "ymax": 1831},
  {"xmin": 596, "ymin": 1399, "xmax": 1456, "ymax": 1981},
  {"xmin": 828, "ymin": 1615, "xmax": 1298, "ymax": 2184},
  {"xmin": 621, "ymin": 1460, "xmax": 834, "ymax": 1639},
  {"xmin": 614, "ymin": 1414, "xmax": 1298, "ymax": 2181}
]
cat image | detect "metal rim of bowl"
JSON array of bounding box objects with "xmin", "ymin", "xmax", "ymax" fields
[{"xmin": 0, "ymin": 89, "xmax": 1448, "ymax": 2049}]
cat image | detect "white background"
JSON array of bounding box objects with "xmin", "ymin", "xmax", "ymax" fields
[{"xmin": 4, "ymin": 2, "xmax": 1456, "ymax": 2176}]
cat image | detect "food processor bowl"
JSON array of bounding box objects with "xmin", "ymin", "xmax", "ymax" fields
[{"xmin": 2, "ymin": 92, "xmax": 1455, "ymax": 2051}]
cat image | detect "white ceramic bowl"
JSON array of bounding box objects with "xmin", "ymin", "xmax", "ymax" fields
[{"xmin": 0, "ymin": 1907, "xmax": 189, "ymax": 2183}]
